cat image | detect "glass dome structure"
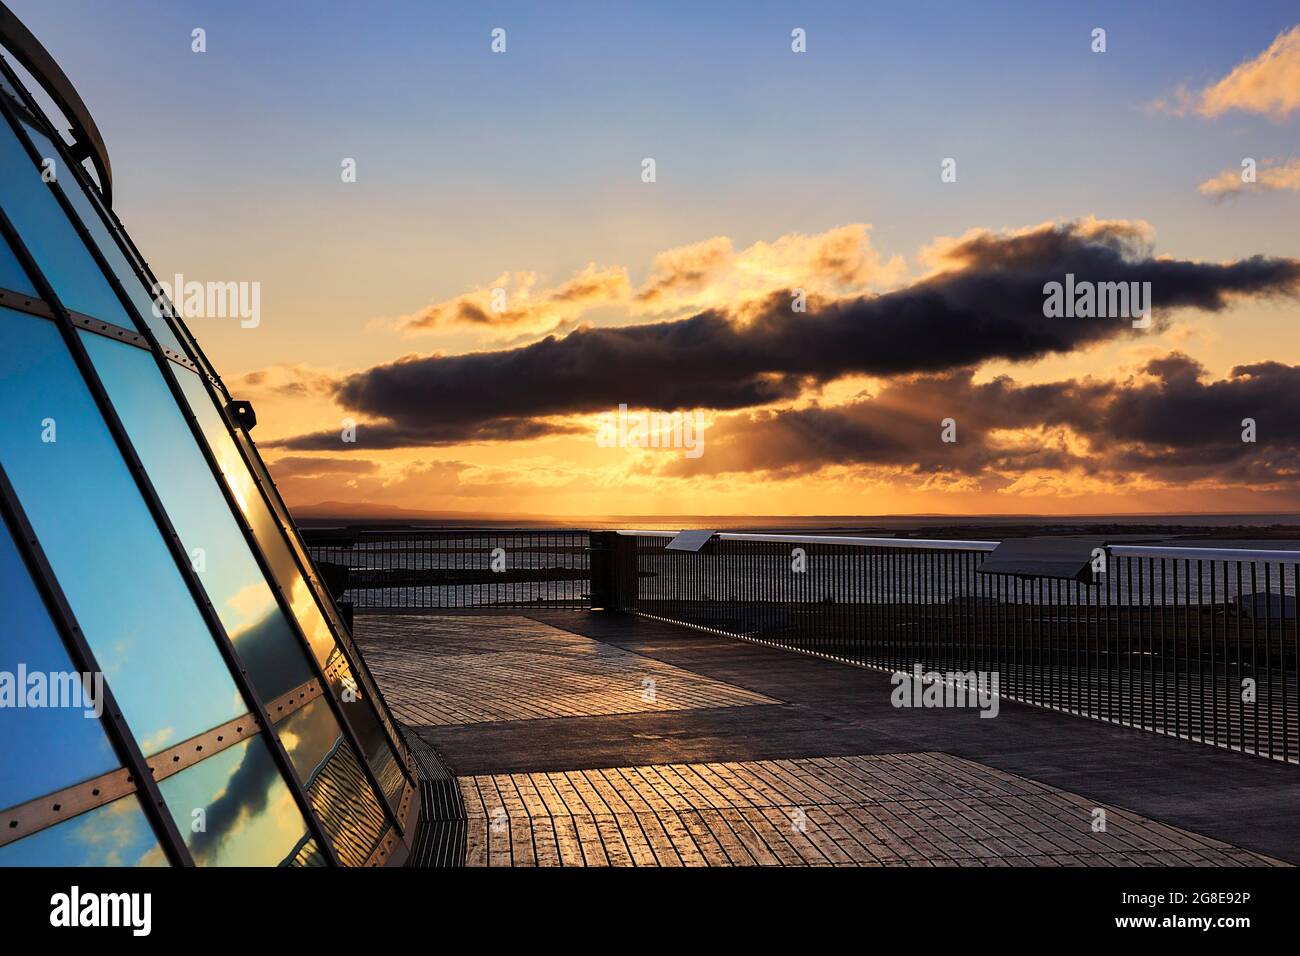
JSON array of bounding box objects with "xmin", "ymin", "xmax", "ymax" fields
[{"xmin": 0, "ymin": 3, "xmax": 418, "ymax": 866}]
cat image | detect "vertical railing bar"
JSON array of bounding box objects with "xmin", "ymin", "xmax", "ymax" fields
[
  {"xmin": 1251, "ymin": 561, "xmax": 1259, "ymax": 755},
  {"xmin": 1265, "ymin": 561, "xmax": 1274, "ymax": 758}
]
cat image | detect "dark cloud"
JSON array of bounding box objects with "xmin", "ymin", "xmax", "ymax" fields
[
  {"xmin": 266, "ymin": 416, "xmax": 580, "ymax": 451},
  {"xmin": 272, "ymin": 221, "xmax": 1300, "ymax": 450},
  {"xmin": 668, "ymin": 354, "xmax": 1300, "ymax": 487}
]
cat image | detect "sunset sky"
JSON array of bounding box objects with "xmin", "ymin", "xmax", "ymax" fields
[{"xmin": 16, "ymin": 0, "xmax": 1300, "ymax": 518}]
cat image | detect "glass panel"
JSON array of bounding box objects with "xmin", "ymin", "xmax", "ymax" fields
[
  {"xmin": 230, "ymin": 425, "xmax": 408, "ymax": 762},
  {"xmin": 158, "ymin": 735, "xmax": 314, "ymax": 866},
  {"xmin": 0, "ymin": 307, "xmax": 243, "ymax": 753},
  {"xmin": 21, "ymin": 123, "xmax": 186, "ymax": 354},
  {"xmin": 0, "ymin": 793, "xmax": 166, "ymax": 866},
  {"xmin": 0, "ymin": 510, "xmax": 118, "ymax": 809},
  {"xmin": 276, "ymin": 696, "xmax": 388, "ymax": 866},
  {"xmin": 81, "ymin": 332, "xmax": 316, "ymax": 702},
  {"xmin": 174, "ymin": 368, "xmax": 407, "ymax": 809},
  {"xmin": 0, "ymin": 229, "xmax": 36, "ymax": 295},
  {"xmin": 0, "ymin": 114, "xmax": 131, "ymax": 324}
]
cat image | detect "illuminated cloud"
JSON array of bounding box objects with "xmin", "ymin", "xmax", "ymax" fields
[
  {"xmin": 391, "ymin": 265, "xmax": 632, "ymax": 339},
  {"xmin": 228, "ymin": 363, "xmax": 340, "ymax": 399},
  {"xmin": 1198, "ymin": 157, "xmax": 1300, "ymax": 198},
  {"xmin": 385, "ymin": 224, "xmax": 905, "ymax": 340},
  {"xmin": 1155, "ymin": 25, "xmax": 1300, "ymax": 119}
]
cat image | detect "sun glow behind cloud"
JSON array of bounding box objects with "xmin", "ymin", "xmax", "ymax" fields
[{"xmin": 245, "ymin": 214, "xmax": 1300, "ymax": 518}]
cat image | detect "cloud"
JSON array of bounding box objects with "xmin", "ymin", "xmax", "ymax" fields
[
  {"xmin": 390, "ymin": 265, "xmax": 632, "ymax": 339},
  {"xmin": 633, "ymin": 236, "xmax": 735, "ymax": 307},
  {"xmin": 268, "ymin": 456, "xmax": 604, "ymax": 511},
  {"xmin": 266, "ymin": 416, "xmax": 580, "ymax": 451},
  {"xmin": 1156, "ymin": 25, "xmax": 1300, "ymax": 120},
  {"xmin": 385, "ymin": 224, "xmax": 905, "ymax": 340},
  {"xmin": 666, "ymin": 354, "xmax": 1300, "ymax": 489},
  {"xmin": 276, "ymin": 219, "xmax": 1300, "ymax": 449},
  {"xmin": 266, "ymin": 456, "xmax": 381, "ymax": 477},
  {"xmin": 1198, "ymin": 157, "xmax": 1300, "ymax": 198},
  {"xmin": 229, "ymin": 363, "xmax": 338, "ymax": 399}
]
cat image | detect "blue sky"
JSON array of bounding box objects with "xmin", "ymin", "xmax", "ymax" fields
[{"xmin": 15, "ymin": 1, "xmax": 1299, "ymax": 288}]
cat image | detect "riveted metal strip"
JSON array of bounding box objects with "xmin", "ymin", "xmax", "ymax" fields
[
  {"xmin": 0, "ymin": 766, "xmax": 136, "ymax": 848},
  {"xmin": 364, "ymin": 824, "xmax": 402, "ymax": 867},
  {"xmin": 0, "ymin": 285, "xmax": 49, "ymax": 316},
  {"xmin": 0, "ymin": 289, "xmax": 200, "ymax": 372},
  {"xmin": 146, "ymin": 713, "xmax": 262, "ymax": 783},
  {"xmin": 264, "ymin": 678, "xmax": 325, "ymax": 725}
]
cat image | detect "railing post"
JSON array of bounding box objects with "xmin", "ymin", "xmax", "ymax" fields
[
  {"xmin": 589, "ymin": 531, "xmax": 615, "ymax": 609},
  {"xmin": 616, "ymin": 533, "xmax": 639, "ymax": 610},
  {"xmin": 589, "ymin": 531, "xmax": 638, "ymax": 611}
]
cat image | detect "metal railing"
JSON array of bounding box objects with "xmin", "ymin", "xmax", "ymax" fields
[
  {"xmin": 611, "ymin": 531, "xmax": 1300, "ymax": 763},
  {"xmin": 302, "ymin": 528, "xmax": 590, "ymax": 609}
]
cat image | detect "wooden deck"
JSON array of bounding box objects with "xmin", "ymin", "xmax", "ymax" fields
[
  {"xmin": 355, "ymin": 610, "xmax": 1300, "ymax": 867},
  {"xmin": 354, "ymin": 613, "xmax": 776, "ymax": 725}
]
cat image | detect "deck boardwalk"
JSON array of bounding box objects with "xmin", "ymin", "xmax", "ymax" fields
[
  {"xmin": 453, "ymin": 753, "xmax": 1279, "ymax": 867},
  {"xmin": 355, "ymin": 610, "xmax": 1300, "ymax": 866}
]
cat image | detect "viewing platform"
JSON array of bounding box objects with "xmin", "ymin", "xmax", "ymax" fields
[{"xmin": 354, "ymin": 607, "xmax": 1300, "ymax": 867}]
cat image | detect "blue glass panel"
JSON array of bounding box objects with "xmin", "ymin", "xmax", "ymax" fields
[
  {"xmin": 0, "ymin": 511, "xmax": 118, "ymax": 809},
  {"xmin": 0, "ymin": 229, "xmax": 36, "ymax": 295},
  {"xmin": 81, "ymin": 332, "xmax": 316, "ymax": 702},
  {"xmin": 158, "ymin": 735, "xmax": 313, "ymax": 866},
  {"xmin": 22, "ymin": 124, "xmax": 187, "ymax": 354},
  {"xmin": 0, "ymin": 115, "xmax": 130, "ymax": 324},
  {"xmin": 0, "ymin": 307, "xmax": 243, "ymax": 753},
  {"xmin": 0, "ymin": 794, "xmax": 166, "ymax": 866}
]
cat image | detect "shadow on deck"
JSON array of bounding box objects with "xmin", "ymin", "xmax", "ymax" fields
[{"xmin": 354, "ymin": 609, "xmax": 1300, "ymax": 867}]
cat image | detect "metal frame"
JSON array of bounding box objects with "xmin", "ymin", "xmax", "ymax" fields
[
  {"xmin": 0, "ymin": 136, "xmax": 341, "ymax": 864},
  {"xmin": 0, "ymin": 464, "xmax": 194, "ymax": 864},
  {"xmin": 0, "ymin": 54, "xmax": 416, "ymax": 844}
]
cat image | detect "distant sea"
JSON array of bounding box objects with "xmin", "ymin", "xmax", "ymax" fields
[
  {"xmin": 580, "ymin": 513, "xmax": 1300, "ymax": 533},
  {"xmin": 297, "ymin": 511, "xmax": 1300, "ymax": 545}
]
